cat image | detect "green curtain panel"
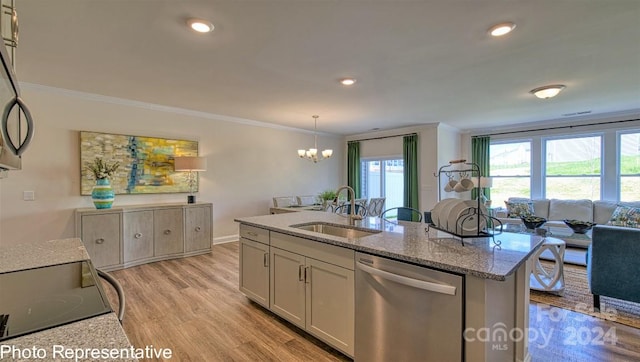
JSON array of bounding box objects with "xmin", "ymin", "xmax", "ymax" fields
[
  {"xmin": 471, "ymin": 136, "xmax": 491, "ymax": 201},
  {"xmin": 403, "ymin": 134, "xmax": 419, "ymax": 221},
  {"xmin": 347, "ymin": 141, "xmax": 361, "ymax": 199}
]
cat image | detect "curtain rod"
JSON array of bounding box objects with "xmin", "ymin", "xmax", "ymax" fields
[
  {"xmin": 473, "ymin": 118, "xmax": 640, "ymax": 138},
  {"xmin": 349, "ymin": 132, "xmax": 417, "ymax": 143}
]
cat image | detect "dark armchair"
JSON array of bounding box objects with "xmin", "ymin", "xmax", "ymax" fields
[
  {"xmin": 380, "ymin": 207, "xmax": 422, "ymax": 222},
  {"xmin": 587, "ymin": 225, "xmax": 640, "ymax": 310}
]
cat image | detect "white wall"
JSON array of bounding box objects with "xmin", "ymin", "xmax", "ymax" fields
[
  {"xmin": 0, "ymin": 86, "xmax": 343, "ymax": 246},
  {"xmin": 346, "ymin": 123, "xmax": 462, "ymax": 213},
  {"xmin": 436, "ymin": 124, "xmax": 466, "ymax": 203}
]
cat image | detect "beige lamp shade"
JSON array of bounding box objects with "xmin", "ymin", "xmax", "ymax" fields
[
  {"xmin": 174, "ymin": 156, "xmax": 207, "ymax": 171},
  {"xmin": 479, "ymin": 177, "xmax": 493, "ymax": 188}
]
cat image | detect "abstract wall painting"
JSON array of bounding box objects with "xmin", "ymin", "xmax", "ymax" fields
[{"xmin": 80, "ymin": 131, "xmax": 198, "ymax": 195}]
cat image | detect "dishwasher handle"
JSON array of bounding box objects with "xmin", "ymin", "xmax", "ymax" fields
[{"xmin": 357, "ymin": 260, "xmax": 456, "ymax": 296}]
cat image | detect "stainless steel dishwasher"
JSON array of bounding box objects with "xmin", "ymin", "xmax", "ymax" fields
[{"xmin": 355, "ymin": 252, "xmax": 463, "ymax": 361}]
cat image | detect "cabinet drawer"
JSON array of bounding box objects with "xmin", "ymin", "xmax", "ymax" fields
[
  {"xmin": 271, "ymin": 232, "xmax": 354, "ymax": 270},
  {"xmin": 240, "ymin": 224, "xmax": 269, "ymax": 245}
]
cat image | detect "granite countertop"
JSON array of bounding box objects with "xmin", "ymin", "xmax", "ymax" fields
[
  {"xmin": 5, "ymin": 314, "xmax": 136, "ymax": 361},
  {"xmin": 0, "ymin": 238, "xmax": 135, "ymax": 358},
  {"xmin": 0, "ymin": 238, "xmax": 90, "ymax": 273},
  {"xmin": 235, "ymin": 211, "xmax": 545, "ymax": 281}
]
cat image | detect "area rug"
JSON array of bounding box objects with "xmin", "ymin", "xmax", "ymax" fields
[{"xmin": 530, "ymin": 262, "xmax": 640, "ymax": 329}]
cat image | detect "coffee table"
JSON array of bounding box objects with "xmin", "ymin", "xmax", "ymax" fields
[
  {"xmin": 529, "ymin": 237, "xmax": 566, "ymax": 295},
  {"xmin": 501, "ymin": 223, "xmax": 591, "ymax": 247}
]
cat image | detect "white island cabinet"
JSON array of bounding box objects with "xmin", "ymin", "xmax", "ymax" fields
[
  {"xmin": 76, "ymin": 202, "xmax": 212, "ymax": 271},
  {"xmin": 238, "ymin": 227, "xmax": 355, "ymax": 357},
  {"xmin": 236, "ymin": 211, "xmax": 544, "ymax": 362},
  {"xmin": 270, "ymin": 232, "xmax": 355, "ymax": 357},
  {"xmin": 239, "ymin": 224, "xmax": 270, "ymax": 308}
]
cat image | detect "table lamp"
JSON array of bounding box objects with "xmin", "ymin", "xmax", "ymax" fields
[
  {"xmin": 174, "ymin": 156, "xmax": 207, "ymax": 203},
  {"xmin": 478, "ymin": 176, "xmax": 493, "ymax": 207}
]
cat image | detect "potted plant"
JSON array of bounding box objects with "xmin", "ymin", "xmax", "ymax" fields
[
  {"xmin": 318, "ymin": 189, "xmax": 338, "ymax": 209},
  {"xmin": 85, "ymin": 157, "xmax": 119, "ymax": 209}
]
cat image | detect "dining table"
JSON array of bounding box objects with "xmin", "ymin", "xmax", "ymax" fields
[{"xmin": 269, "ymin": 204, "xmax": 326, "ymax": 214}]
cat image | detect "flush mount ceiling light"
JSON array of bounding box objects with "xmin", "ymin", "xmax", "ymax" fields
[
  {"xmin": 530, "ymin": 84, "xmax": 566, "ymax": 99},
  {"xmin": 297, "ymin": 115, "xmax": 333, "ymax": 163},
  {"xmin": 339, "ymin": 78, "xmax": 357, "ymax": 86},
  {"xmin": 187, "ymin": 18, "xmax": 214, "ymax": 33},
  {"xmin": 488, "ymin": 22, "xmax": 516, "ymax": 37}
]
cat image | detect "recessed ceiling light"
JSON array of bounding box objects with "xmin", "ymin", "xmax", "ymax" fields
[
  {"xmin": 339, "ymin": 78, "xmax": 357, "ymax": 86},
  {"xmin": 488, "ymin": 22, "xmax": 516, "ymax": 37},
  {"xmin": 530, "ymin": 84, "xmax": 566, "ymax": 99},
  {"xmin": 187, "ymin": 18, "xmax": 214, "ymax": 33}
]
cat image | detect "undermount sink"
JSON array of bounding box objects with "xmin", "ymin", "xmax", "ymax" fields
[{"xmin": 292, "ymin": 222, "xmax": 381, "ymax": 238}]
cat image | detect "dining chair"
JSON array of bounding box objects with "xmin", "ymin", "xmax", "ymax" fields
[
  {"xmin": 334, "ymin": 203, "xmax": 368, "ymax": 217},
  {"xmin": 367, "ymin": 198, "xmax": 386, "ymax": 217},
  {"xmin": 380, "ymin": 207, "xmax": 423, "ymax": 222},
  {"xmin": 273, "ymin": 196, "xmax": 298, "ymax": 207},
  {"xmin": 296, "ymin": 195, "xmax": 317, "ymax": 206},
  {"xmin": 355, "ymin": 198, "xmax": 368, "ymax": 209}
]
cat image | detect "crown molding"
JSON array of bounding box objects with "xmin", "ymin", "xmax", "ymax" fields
[{"xmin": 19, "ymin": 82, "xmax": 333, "ymax": 136}]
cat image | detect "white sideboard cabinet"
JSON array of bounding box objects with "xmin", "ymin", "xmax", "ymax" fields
[{"xmin": 76, "ymin": 203, "xmax": 212, "ymax": 271}]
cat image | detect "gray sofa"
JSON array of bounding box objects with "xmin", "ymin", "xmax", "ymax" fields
[
  {"xmin": 587, "ymin": 225, "xmax": 640, "ymax": 309},
  {"xmin": 495, "ymin": 198, "xmax": 640, "ymax": 248}
]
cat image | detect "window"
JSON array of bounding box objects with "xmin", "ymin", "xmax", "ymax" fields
[
  {"xmin": 489, "ymin": 141, "xmax": 531, "ymax": 205},
  {"xmin": 361, "ymin": 158, "xmax": 404, "ymax": 212},
  {"xmin": 544, "ymin": 136, "xmax": 601, "ymax": 199},
  {"xmin": 620, "ymin": 132, "xmax": 640, "ymax": 201}
]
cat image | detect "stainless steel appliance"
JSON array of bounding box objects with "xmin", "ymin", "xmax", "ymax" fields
[
  {"xmin": 0, "ymin": 261, "xmax": 112, "ymax": 340},
  {"xmin": 355, "ymin": 252, "xmax": 464, "ymax": 361},
  {"xmin": 0, "ymin": 41, "xmax": 34, "ymax": 170}
]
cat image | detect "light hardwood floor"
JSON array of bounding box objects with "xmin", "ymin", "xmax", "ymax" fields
[{"xmin": 103, "ymin": 242, "xmax": 640, "ymax": 361}]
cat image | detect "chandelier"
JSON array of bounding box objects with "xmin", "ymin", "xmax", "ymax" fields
[{"xmin": 297, "ymin": 115, "xmax": 333, "ymax": 163}]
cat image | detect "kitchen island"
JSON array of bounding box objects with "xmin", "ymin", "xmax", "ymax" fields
[
  {"xmin": 0, "ymin": 238, "xmax": 136, "ymax": 361},
  {"xmin": 236, "ymin": 211, "xmax": 544, "ymax": 362}
]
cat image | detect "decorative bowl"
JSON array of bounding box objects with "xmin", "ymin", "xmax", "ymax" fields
[
  {"xmin": 521, "ymin": 216, "xmax": 546, "ymax": 230},
  {"xmin": 564, "ymin": 219, "xmax": 595, "ymax": 234}
]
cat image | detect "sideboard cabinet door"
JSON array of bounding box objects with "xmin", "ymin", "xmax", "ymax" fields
[
  {"xmin": 80, "ymin": 213, "xmax": 121, "ymax": 268},
  {"xmin": 123, "ymin": 211, "xmax": 154, "ymax": 263},
  {"xmin": 154, "ymin": 208, "xmax": 185, "ymax": 256},
  {"xmin": 185, "ymin": 206, "xmax": 212, "ymax": 252}
]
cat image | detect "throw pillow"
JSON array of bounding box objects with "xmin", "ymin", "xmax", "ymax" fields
[
  {"xmin": 607, "ymin": 206, "xmax": 640, "ymax": 228},
  {"xmin": 505, "ymin": 201, "xmax": 534, "ymax": 218}
]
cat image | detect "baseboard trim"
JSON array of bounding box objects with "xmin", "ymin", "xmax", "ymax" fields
[{"xmin": 214, "ymin": 235, "xmax": 239, "ymax": 245}]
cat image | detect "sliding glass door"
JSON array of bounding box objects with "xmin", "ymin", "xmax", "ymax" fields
[{"xmin": 361, "ymin": 158, "xmax": 404, "ymax": 211}]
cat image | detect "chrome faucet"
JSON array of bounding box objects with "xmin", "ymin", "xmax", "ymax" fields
[{"xmin": 335, "ymin": 185, "xmax": 362, "ymax": 226}]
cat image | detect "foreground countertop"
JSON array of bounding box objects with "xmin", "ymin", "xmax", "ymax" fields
[
  {"xmin": 235, "ymin": 211, "xmax": 544, "ymax": 281},
  {"xmin": 0, "ymin": 238, "xmax": 135, "ymax": 359}
]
